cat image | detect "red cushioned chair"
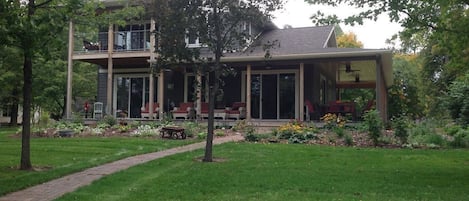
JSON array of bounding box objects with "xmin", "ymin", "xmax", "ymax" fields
[
  {"xmin": 172, "ymin": 102, "xmax": 194, "ymax": 119},
  {"xmin": 225, "ymin": 102, "xmax": 246, "ymax": 120},
  {"xmin": 141, "ymin": 102, "xmax": 159, "ymax": 119}
]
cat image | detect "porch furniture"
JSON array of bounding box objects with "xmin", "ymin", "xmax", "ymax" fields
[
  {"xmin": 327, "ymin": 101, "xmax": 356, "ymax": 120},
  {"xmin": 141, "ymin": 102, "xmax": 159, "ymax": 119},
  {"xmin": 199, "ymin": 102, "xmax": 226, "ymax": 120},
  {"xmin": 83, "ymin": 40, "xmax": 100, "ymax": 51},
  {"xmin": 93, "ymin": 102, "xmax": 103, "ymax": 119},
  {"xmin": 225, "ymin": 102, "xmax": 246, "ymax": 120},
  {"xmin": 305, "ymin": 100, "xmax": 319, "ymax": 121},
  {"xmin": 172, "ymin": 102, "xmax": 194, "ymax": 119},
  {"xmin": 160, "ymin": 126, "xmax": 186, "ymax": 139}
]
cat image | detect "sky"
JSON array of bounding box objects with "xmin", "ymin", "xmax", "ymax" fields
[{"xmin": 272, "ymin": 1, "xmax": 402, "ymax": 49}]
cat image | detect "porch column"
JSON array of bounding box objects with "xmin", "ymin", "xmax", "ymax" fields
[
  {"xmin": 246, "ymin": 64, "xmax": 252, "ymax": 121},
  {"xmin": 106, "ymin": 24, "xmax": 114, "ymax": 116},
  {"xmin": 375, "ymin": 55, "xmax": 386, "ymax": 122},
  {"xmin": 148, "ymin": 18, "xmax": 156, "ymax": 119},
  {"xmin": 196, "ymin": 72, "xmax": 202, "ymax": 117},
  {"xmin": 66, "ymin": 20, "xmax": 74, "ymax": 119},
  {"xmin": 299, "ymin": 63, "xmax": 305, "ymax": 121},
  {"xmin": 158, "ymin": 70, "xmax": 165, "ymax": 119}
]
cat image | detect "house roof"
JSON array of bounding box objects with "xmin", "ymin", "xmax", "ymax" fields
[
  {"xmin": 220, "ymin": 25, "xmax": 393, "ymax": 87},
  {"xmin": 241, "ymin": 25, "xmax": 336, "ymax": 56}
]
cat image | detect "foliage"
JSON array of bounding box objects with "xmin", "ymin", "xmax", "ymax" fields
[
  {"xmin": 182, "ymin": 122, "xmax": 204, "ymax": 138},
  {"xmin": 344, "ymin": 134, "xmax": 353, "ymax": 146},
  {"xmin": 197, "ymin": 132, "xmax": 207, "ymax": 139},
  {"xmin": 275, "ymin": 120, "xmax": 317, "ymax": 143},
  {"xmin": 407, "ymin": 119, "xmax": 447, "ymax": 147},
  {"xmin": 333, "ymin": 127, "xmax": 345, "ymax": 138},
  {"xmin": 232, "ymin": 120, "xmax": 255, "ymax": 135},
  {"xmin": 336, "ymin": 32, "xmax": 363, "ymax": 48},
  {"xmin": 99, "ymin": 115, "xmax": 117, "ymax": 127},
  {"xmin": 131, "ymin": 125, "xmax": 159, "ymax": 137},
  {"xmin": 445, "ymin": 74, "xmax": 469, "ymax": 126},
  {"xmin": 391, "ymin": 115, "xmax": 410, "ymax": 144},
  {"xmin": 363, "ymin": 110, "xmax": 383, "ymax": 146},
  {"xmin": 450, "ymin": 129, "xmax": 469, "ymax": 148},
  {"xmin": 245, "ymin": 133, "xmax": 274, "ymax": 142},
  {"xmin": 320, "ymin": 113, "xmax": 346, "ymax": 129},
  {"xmin": 388, "ymin": 54, "xmax": 424, "ymax": 119}
]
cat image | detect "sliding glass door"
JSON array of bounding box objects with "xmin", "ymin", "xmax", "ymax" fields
[
  {"xmin": 247, "ymin": 71, "xmax": 297, "ymax": 120},
  {"xmin": 115, "ymin": 75, "xmax": 157, "ymax": 118}
]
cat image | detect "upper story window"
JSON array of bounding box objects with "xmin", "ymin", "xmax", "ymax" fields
[{"xmin": 185, "ymin": 30, "xmax": 201, "ymax": 48}]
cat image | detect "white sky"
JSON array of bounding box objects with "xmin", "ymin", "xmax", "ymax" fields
[{"xmin": 272, "ymin": 1, "xmax": 402, "ymax": 49}]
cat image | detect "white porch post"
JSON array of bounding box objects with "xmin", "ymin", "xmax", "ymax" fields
[
  {"xmin": 196, "ymin": 72, "xmax": 202, "ymax": 117},
  {"xmin": 299, "ymin": 63, "xmax": 305, "ymax": 121},
  {"xmin": 148, "ymin": 18, "xmax": 156, "ymax": 119},
  {"xmin": 246, "ymin": 64, "xmax": 252, "ymax": 121},
  {"xmin": 66, "ymin": 20, "xmax": 74, "ymax": 119},
  {"xmin": 106, "ymin": 24, "xmax": 114, "ymax": 116},
  {"xmin": 158, "ymin": 70, "xmax": 165, "ymax": 119},
  {"xmin": 376, "ymin": 55, "xmax": 387, "ymax": 122}
]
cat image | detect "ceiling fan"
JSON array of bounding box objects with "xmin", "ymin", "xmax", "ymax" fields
[{"xmin": 340, "ymin": 62, "xmax": 360, "ymax": 73}]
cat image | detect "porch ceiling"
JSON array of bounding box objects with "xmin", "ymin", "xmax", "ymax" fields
[{"xmin": 337, "ymin": 60, "xmax": 376, "ymax": 83}]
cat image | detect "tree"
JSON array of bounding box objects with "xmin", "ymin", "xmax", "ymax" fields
[
  {"xmin": 337, "ymin": 32, "xmax": 363, "ymax": 48},
  {"xmin": 151, "ymin": 0, "xmax": 283, "ymax": 162},
  {"xmin": 1, "ymin": 0, "xmax": 142, "ymax": 170},
  {"xmin": 387, "ymin": 54, "xmax": 423, "ymax": 119},
  {"xmin": 0, "ymin": 45, "xmax": 23, "ymax": 126}
]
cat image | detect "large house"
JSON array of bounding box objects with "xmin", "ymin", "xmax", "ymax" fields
[{"xmin": 66, "ymin": 1, "xmax": 393, "ymax": 122}]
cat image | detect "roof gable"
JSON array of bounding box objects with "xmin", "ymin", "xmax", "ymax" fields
[{"xmin": 244, "ymin": 25, "xmax": 336, "ymax": 56}]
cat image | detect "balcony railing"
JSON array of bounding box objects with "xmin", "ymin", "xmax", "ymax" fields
[{"xmin": 77, "ymin": 30, "xmax": 151, "ymax": 53}]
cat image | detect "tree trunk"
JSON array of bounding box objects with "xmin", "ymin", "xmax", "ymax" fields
[
  {"xmin": 20, "ymin": 52, "xmax": 32, "ymax": 170},
  {"xmin": 203, "ymin": 1, "xmax": 222, "ymax": 162},
  {"xmin": 20, "ymin": 0, "xmax": 35, "ymax": 171}
]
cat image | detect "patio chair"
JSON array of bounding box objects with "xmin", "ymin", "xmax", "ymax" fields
[
  {"xmin": 172, "ymin": 102, "xmax": 194, "ymax": 119},
  {"xmin": 141, "ymin": 102, "xmax": 159, "ymax": 119},
  {"xmin": 225, "ymin": 102, "xmax": 246, "ymax": 120},
  {"xmin": 305, "ymin": 100, "xmax": 319, "ymax": 121},
  {"xmin": 199, "ymin": 102, "xmax": 226, "ymax": 120},
  {"xmin": 93, "ymin": 102, "xmax": 103, "ymax": 119}
]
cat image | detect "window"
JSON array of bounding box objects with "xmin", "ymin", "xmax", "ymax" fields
[{"xmin": 185, "ymin": 30, "xmax": 200, "ymax": 48}]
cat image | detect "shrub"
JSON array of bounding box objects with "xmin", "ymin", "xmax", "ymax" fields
[
  {"xmin": 131, "ymin": 125, "xmax": 159, "ymax": 137},
  {"xmin": 182, "ymin": 122, "xmax": 201, "ymax": 138},
  {"xmin": 197, "ymin": 132, "xmax": 207, "ymax": 139},
  {"xmin": 344, "ymin": 134, "xmax": 353, "ymax": 146},
  {"xmin": 450, "ymin": 129, "xmax": 469, "ymax": 148},
  {"xmin": 288, "ymin": 133, "xmax": 307, "ymax": 144},
  {"xmin": 100, "ymin": 115, "xmax": 117, "ymax": 126},
  {"xmin": 333, "ymin": 127, "xmax": 345, "ymax": 138},
  {"xmin": 232, "ymin": 120, "xmax": 255, "ymax": 134},
  {"xmin": 363, "ymin": 109, "xmax": 383, "ymax": 146},
  {"xmin": 392, "ymin": 116, "xmax": 409, "ymax": 144},
  {"xmin": 445, "ymin": 74, "xmax": 469, "ymax": 125},
  {"xmin": 215, "ymin": 130, "xmax": 225, "ymax": 137},
  {"xmin": 321, "ymin": 113, "xmax": 346, "ymax": 129}
]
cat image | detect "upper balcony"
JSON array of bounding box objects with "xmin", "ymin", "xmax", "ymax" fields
[{"xmin": 72, "ymin": 24, "xmax": 153, "ymax": 65}]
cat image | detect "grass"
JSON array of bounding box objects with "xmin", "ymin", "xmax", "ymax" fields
[
  {"xmin": 57, "ymin": 143, "xmax": 469, "ymax": 201},
  {"xmin": 0, "ymin": 127, "xmax": 199, "ymax": 196}
]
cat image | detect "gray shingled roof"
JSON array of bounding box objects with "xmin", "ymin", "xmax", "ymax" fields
[{"xmin": 236, "ymin": 25, "xmax": 336, "ymax": 57}]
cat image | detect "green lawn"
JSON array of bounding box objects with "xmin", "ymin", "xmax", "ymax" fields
[
  {"xmin": 0, "ymin": 127, "xmax": 199, "ymax": 195},
  {"xmin": 57, "ymin": 143, "xmax": 469, "ymax": 201}
]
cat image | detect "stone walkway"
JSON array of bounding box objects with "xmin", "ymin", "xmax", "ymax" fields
[{"xmin": 0, "ymin": 135, "xmax": 244, "ymax": 201}]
